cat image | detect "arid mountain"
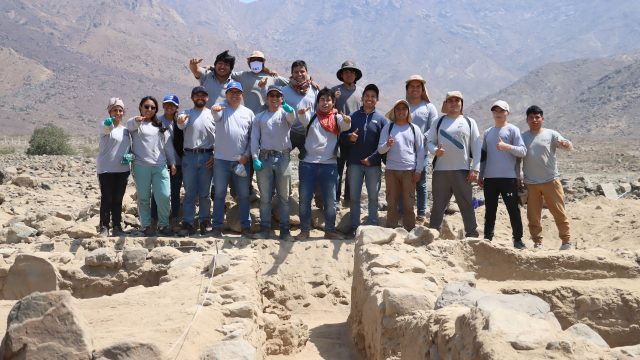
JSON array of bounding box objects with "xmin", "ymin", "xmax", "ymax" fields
[
  {"xmin": 0, "ymin": 0, "xmax": 639, "ymax": 135},
  {"xmin": 466, "ymin": 52, "xmax": 640, "ymax": 137}
]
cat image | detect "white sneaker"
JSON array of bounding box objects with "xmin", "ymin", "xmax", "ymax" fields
[
  {"xmin": 533, "ymin": 242, "xmax": 543, "ymax": 249},
  {"xmin": 559, "ymin": 242, "xmax": 573, "ymax": 250}
]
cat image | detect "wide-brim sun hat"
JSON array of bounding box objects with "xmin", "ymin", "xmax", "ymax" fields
[{"xmin": 336, "ymin": 60, "xmax": 362, "ymax": 82}]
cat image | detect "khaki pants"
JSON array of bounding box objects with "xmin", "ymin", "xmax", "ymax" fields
[
  {"xmin": 526, "ymin": 179, "xmax": 570, "ymax": 243},
  {"xmin": 385, "ymin": 170, "xmax": 416, "ymax": 231}
]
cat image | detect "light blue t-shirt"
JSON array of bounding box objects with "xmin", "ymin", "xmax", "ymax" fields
[
  {"xmin": 480, "ymin": 123, "xmax": 526, "ymax": 179},
  {"xmin": 250, "ymin": 108, "xmax": 295, "ymax": 156},
  {"xmin": 281, "ymin": 85, "xmax": 319, "ymax": 134},
  {"xmin": 521, "ymin": 128, "xmax": 571, "ymax": 184},
  {"xmin": 212, "ymin": 104, "xmax": 254, "ymax": 161},
  {"xmin": 377, "ymin": 122, "xmax": 425, "ymax": 171},
  {"xmin": 127, "ymin": 118, "xmax": 176, "ymax": 167},
  {"xmin": 176, "ymin": 108, "xmax": 215, "ymax": 151},
  {"xmin": 96, "ymin": 123, "xmax": 130, "ymax": 174}
]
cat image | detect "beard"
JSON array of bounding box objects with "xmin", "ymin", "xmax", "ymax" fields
[{"xmin": 194, "ymin": 99, "xmax": 207, "ymax": 108}]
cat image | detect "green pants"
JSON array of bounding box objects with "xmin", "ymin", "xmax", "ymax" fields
[{"xmin": 134, "ymin": 164, "xmax": 170, "ymax": 227}]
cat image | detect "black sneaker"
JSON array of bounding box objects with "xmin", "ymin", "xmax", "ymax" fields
[
  {"xmin": 98, "ymin": 226, "xmax": 109, "ymax": 237},
  {"xmin": 513, "ymin": 240, "xmax": 526, "ymax": 250},
  {"xmin": 199, "ymin": 220, "xmax": 210, "ymax": 236},
  {"xmin": 158, "ymin": 226, "xmax": 174, "ymax": 237},
  {"xmin": 210, "ymin": 228, "xmax": 223, "ymax": 238},
  {"xmin": 111, "ymin": 225, "xmax": 125, "ymax": 237},
  {"xmin": 279, "ymin": 230, "xmax": 294, "ymax": 242},
  {"xmin": 143, "ymin": 226, "xmax": 157, "ymax": 237},
  {"xmin": 180, "ymin": 222, "xmax": 196, "ymax": 237}
]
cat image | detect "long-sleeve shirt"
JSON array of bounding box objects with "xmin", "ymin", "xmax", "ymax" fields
[
  {"xmin": 196, "ymin": 68, "xmax": 231, "ymax": 107},
  {"xmin": 250, "ymin": 108, "xmax": 295, "ymax": 157},
  {"xmin": 212, "ymin": 103, "xmax": 254, "ymax": 161},
  {"xmin": 176, "ymin": 108, "xmax": 215, "ymax": 151},
  {"xmin": 126, "ymin": 118, "xmax": 176, "ymax": 167},
  {"xmin": 281, "ymin": 85, "xmax": 319, "ymax": 134},
  {"xmin": 377, "ymin": 122, "xmax": 425, "ymax": 171},
  {"xmin": 231, "ymin": 71, "xmax": 288, "ymax": 114},
  {"xmin": 339, "ymin": 108, "xmax": 388, "ymax": 166},
  {"xmin": 409, "ymin": 101, "xmax": 439, "ymax": 141},
  {"xmin": 427, "ymin": 115, "xmax": 482, "ymax": 172},
  {"xmin": 96, "ymin": 122, "xmax": 130, "ymax": 174},
  {"xmin": 479, "ymin": 124, "xmax": 526, "ymax": 179},
  {"xmin": 331, "ymin": 84, "xmax": 363, "ymax": 115},
  {"xmin": 300, "ymin": 112, "xmax": 351, "ymax": 164},
  {"xmin": 520, "ymin": 128, "xmax": 572, "ymax": 184},
  {"xmin": 159, "ymin": 115, "xmax": 182, "ymax": 166}
]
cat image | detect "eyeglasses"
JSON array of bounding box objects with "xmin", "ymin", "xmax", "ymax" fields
[
  {"xmin": 267, "ymin": 93, "xmax": 282, "ymax": 98},
  {"xmin": 143, "ymin": 105, "xmax": 156, "ymax": 110}
]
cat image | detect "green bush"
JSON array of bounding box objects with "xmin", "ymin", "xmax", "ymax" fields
[{"xmin": 26, "ymin": 124, "xmax": 75, "ymax": 155}]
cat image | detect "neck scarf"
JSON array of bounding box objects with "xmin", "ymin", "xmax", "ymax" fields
[
  {"xmin": 289, "ymin": 76, "xmax": 311, "ymax": 95},
  {"xmin": 316, "ymin": 108, "xmax": 338, "ymax": 135}
]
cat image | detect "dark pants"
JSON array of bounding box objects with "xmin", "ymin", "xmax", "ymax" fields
[
  {"xmin": 290, "ymin": 131, "xmax": 307, "ymax": 160},
  {"xmin": 336, "ymin": 151, "xmax": 350, "ymax": 205},
  {"xmin": 430, "ymin": 170, "xmax": 479, "ymax": 237},
  {"xmin": 98, "ymin": 171, "xmax": 130, "ymax": 228},
  {"xmin": 483, "ymin": 177, "xmax": 523, "ymax": 241},
  {"xmin": 152, "ymin": 166, "xmax": 183, "ymax": 220}
]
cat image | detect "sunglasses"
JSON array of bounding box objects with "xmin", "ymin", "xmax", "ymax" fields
[
  {"xmin": 267, "ymin": 93, "xmax": 282, "ymax": 98},
  {"xmin": 143, "ymin": 105, "xmax": 156, "ymax": 110}
]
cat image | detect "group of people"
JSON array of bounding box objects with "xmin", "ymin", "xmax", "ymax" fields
[{"xmin": 96, "ymin": 50, "xmax": 573, "ymax": 249}]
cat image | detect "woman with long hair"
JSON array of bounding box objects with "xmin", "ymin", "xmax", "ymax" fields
[{"xmin": 127, "ymin": 96, "xmax": 177, "ymax": 236}]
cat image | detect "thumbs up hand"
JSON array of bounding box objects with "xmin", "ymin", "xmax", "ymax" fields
[
  {"xmin": 496, "ymin": 137, "xmax": 511, "ymax": 151},
  {"xmin": 258, "ymin": 77, "xmax": 268, "ymax": 88},
  {"xmin": 386, "ymin": 136, "xmax": 395, "ymax": 148},
  {"xmin": 435, "ymin": 144, "xmax": 445, "ymax": 157},
  {"xmin": 349, "ymin": 128, "xmax": 359, "ymax": 143}
]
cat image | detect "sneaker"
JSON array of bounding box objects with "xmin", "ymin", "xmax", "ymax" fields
[
  {"xmin": 324, "ymin": 231, "xmax": 343, "ymax": 240},
  {"xmin": 513, "ymin": 240, "xmax": 526, "ymax": 250},
  {"xmin": 559, "ymin": 242, "xmax": 573, "ymax": 250},
  {"xmin": 111, "ymin": 225, "xmax": 125, "ymax": 237},
  {"xmin": 210, "ymin": 228, "xmax": 223, "ymax": 238},
  {"xmin": 346, "ymin": 229, "xmax": 357, "ymax": 239},
  {"xmin": 483, "ymin": 237, "xmax": 492, "ymax": 242},
  {"xmin": 199, "ymin": 220, "xmax": 210, "ymax": 236},
  {"xmin": 143, "ymin": 226, "xmax": 157, "ymax": 237},
  {"xmin": 98, "ymin": 226, "xmax": 109, "ymax": 237},
  {"xmin": 252, "ymin": 230, "xmax": 273, "ymax": 239},
  {"xmin": 158, "ymin": 226, "xmax": 174, "ymax": 237},
  {"xmin": 295, "ymin": 230, "xmax": 310, "ymax": 241},
  {"xmin": 533, "ymin": 242, "xmax": 543, "ymax": 249},
  {"xmin": 180, "ymin": 222, "xmax": 196, "ymax": 237},
  {"xmin": 240, "ymin": 228, "xmax": 252, "ymax": 237},
  {"xmin": 279, "ymin": 231, "xmax": 294, "ymax": 242}
]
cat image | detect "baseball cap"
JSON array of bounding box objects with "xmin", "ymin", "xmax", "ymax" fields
[
  {"xmin": 225, "ymin": 81, "xmax": 243, "ymax": 92},
  {"xmin": 191, "ymin": 86, "xmax": 208, "ymax": 96},
  {"xmin": 162, "ymin": 94, "xmax": 180, "ymax": 106},
  {"xmin": 266, "ymin": 85, "xmax": 282, "ymax": 95},
  {"xmin": 491, "ymin": 100, "xmax": 510, "ymax": 112}
]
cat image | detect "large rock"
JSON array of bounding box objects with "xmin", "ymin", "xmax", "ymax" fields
[
  {"xmin": 434, "ymin": 282, "xmax": 487, "ymax": 309},
  {"xmin": 0, "ymin": 291, "xmax": 93, "ymax": 359},
  {"xmin": 2, "ymin": 254, "xmax": 61, "ymax": 300},
  {"xmin": 200, "ymin": 339, "xmax": 256, "ymax": 360},
  {"xmin": 383, "ymin": 288, "xmax": 436, "ymax": 316},
  {"xmin": 355, "ymin": 225, "xmax": 399, "ymax": 245},
  {"xmin": 11, "ymin": 175, "xmax": 38, "ymax": 188},
  {"xmin": 122, "ymin": 248, "xmax": 149, "ymax": 270},
  {"xmin": 37, "ymin": 217, "xmax": 73, "ymax": 237},
  {"xmin": 565, "ymin": 323, "xmax": 609, "ymax": 348},
  {"xmin": 67, "ymin": 223, "xmax": 97, "ymax": 239},
  {"xmin": 405, "ymin": 225, "xmax": 439, "ymax": 246},
  {"xmin": 6, "ymin": 222, "xmax": 38, "ymax": 243},
  {"xmin": 85, "ymin": 248, "xmax": 121, "ymax": 269},
  {"xmin": 148, "ymin": 246, "xmax": 184, "ymax": 265},
  {"xmin": 597, "ymin": 183, "xmax": 618, "ymax": 199},
  {"xmin": 209, "ymin": 253, "xmax": 230, "ymax": 276},
  {"xmin": 160, "ymin": 253, "xmax": 203, "ymax": 283},
  {"xmin": 93, "ymin": 341, "xmax": 164, "ymax": 360}
]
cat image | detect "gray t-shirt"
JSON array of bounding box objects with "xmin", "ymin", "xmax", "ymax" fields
[
  {"xmin": 250, "ymin": 108, "xmax": 295, "ymax": 156},
  {"xmin": 331, "ymin": 84, "xmax": 363, "ymax": 115},
  {"xmin": 127, "ymin": 118, "xmax": 176, "ymax": 167},
  {"xmin": 176, "ymin": 108, "xmax": 215, "ymax": 151},
  {"xmin": 427, "ymin": 115, "xmax": 482, "ymax": 172},
  {"xmin": 300, "ymin": 112, "xmax": 351, "ymax": 164},
  {"xmin": 212, "ymin": 104, "xmax": 254, "ymax": 161},
  {"xmin": 409, "ymin": 101, "xmax": 438, "ymax": 141},
  {"xmin": 521, "ymin": 128, "xmax": 571, "ymax": 184},
  {"xmin": 479, "ymin": 123, "xmax": 526, "ymax": 179},
  {"xmin": 96, "ymin": 123, "xmax": 130, "ymax": 174},
  {"xmin": 198, "ymin": 69, "xmax": 230, "ymax": 107},
  {"xmin": 377, "ymin": 122, "xmax": 425, "ymax": 171},
  {"xmin": 231, "ymin": 71, "xmax": 288, "ymax": 114},
  {"xmin": 281, "ymin": 85, "xmax": 319, "ymax": 134}
]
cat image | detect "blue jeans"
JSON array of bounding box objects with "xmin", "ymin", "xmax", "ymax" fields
[
  {"xmin": 182, "ymin": 152, "xmax": 213, "ymax": 224},
  {"xmin": 416, "ymin": 166, "xmax": 429, "ymax": 217},
  {"xmin": 151, "ymin": 165, "xmax": 183, "ymax": 220},
  {"xmin": 348, "ymin": 164, "xmax": 382, "ymax": 230},
  {"xmin": 213, "ymin": 159, "xmax": 250, "ymax": 230},
  {"xmin": 256, "ymin": 152, "xmax": 291, "ymax": 231},
  {"xmin": 133, "ymin": 164, "xmax": 170, "ymax": 227},
  {"xmin": 299, "ymin": 162, "xmax": 337, "ymax": 232}
]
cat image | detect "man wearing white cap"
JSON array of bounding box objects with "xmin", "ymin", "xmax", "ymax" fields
[
  {"xmin": 405, "ymin": 74, "xmax": 439, "ymax": 223},
  {"xmin": 479, "ymin": 100, "xmax": 527, "ymax": 249},
  {"xmin": 427, "ymin": 91, "xmax": 482, "ymax": 237},
  {"xmin": 210, "ymin": 81, "xmax": 255, "ymax": 237}
]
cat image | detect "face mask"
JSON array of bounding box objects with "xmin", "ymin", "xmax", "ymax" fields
[{"xmin": 250, "ymin": 61, "xmax": 263, "ymax": 73}]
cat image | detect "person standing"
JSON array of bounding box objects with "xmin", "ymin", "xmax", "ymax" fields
[
  {"xmin": 405, "ymin": 75, "xmax": 438, "ymax": 223},
  {"xmin": 340, "ymin": 84, "xmax": 387, "ymax": 238},
  {"xmin": 479, "ymin": 100, "xmax": 527, "ymax": 249},
  {"xmin": 332, "ymin": 60, "xmax": 364, "ymax": 208},
  {"xmin": 427, "ymin": 91, "xmax": 482, "ymax": 237},
  {"xmin": 188, "ymin": 50, "xmax": 235, "ymax": 107},
  {"xmin": 282, "ymin": 60, "xmax": 319, "ymax": 160},
  {"xmin": 96, "ymin": 97, "xmax": 131, "ymax": 237},
  {"xmin": 210, "ymin": 81, "xmax": 255, "ymax": 237},
  {"xmin": 377, "ymin": 99, "xmax": 425, "ymax": 231},
  {"xmin": 127, "ymin": 96, "xmax": 177, "ymax": 236},
  {"xmin": 250, "ymin": 85, "xmax": 296, "ymax": 241},
  {"xmin": 296, "ymin": 88, "xmax": 352, "ymax": 240},
  {"xmin": 520, "ymin": 105, "xmax": 573, "ymax": 250},
  {"xmin": 177, "ymin": 86, "xmax": 216, "ymax": 236}
]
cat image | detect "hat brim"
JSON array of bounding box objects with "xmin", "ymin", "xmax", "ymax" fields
[
  {"xmin": 405, "ymin": 78, "xmax": 427, "ymax": 85},
  {"xmin": 226, "ymin": 87, "xmax": 243, "ymax": 93},
  {"xmin": 337, "ymin": 68, "xmax": 363, "ymax": 82},
  {"xmin": 163, "ymin": 101, "xmax": 179, "ymax": 106}
]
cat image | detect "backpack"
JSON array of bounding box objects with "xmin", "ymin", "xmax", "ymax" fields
[
  {"xmin": 431, "ymin": 115, "xmax": 473, "ymax": 168},
  {"xmin": 381, "ymin": 122, "xmax": 418, "ymax": 167}
]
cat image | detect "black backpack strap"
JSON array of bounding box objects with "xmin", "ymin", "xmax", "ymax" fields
[
  {"xmin": 432, "ymin": 115, "xmax": 446, "ymax": 169},
  {"xmin": 305, "ymin": 114, "xmax": 318, "ymax": 137},
  {"xmin": 464, "ymin": 116, "xmax": 473, "ymax": 159}
]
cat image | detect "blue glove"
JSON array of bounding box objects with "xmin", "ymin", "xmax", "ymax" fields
[
  {"xmin": 282, "ymin": 101, "xmax": 294, "ymax": 113},
  {"xmin": 253, "ymin": 158, "xmax": 263, "ymax": 171},
  {"xmin": 103, "ymin": 117, "xmax": 114, "ymax": 126}
]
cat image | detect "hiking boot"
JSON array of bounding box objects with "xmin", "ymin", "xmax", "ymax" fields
[
  {"xmin": 143, "ymin": 226, "xmax": 157, "ymax": 237},
  {"xmin": 346, "ymin": 229, "xmax": 357, "ymax": 239},
  {"xmin": 199, "ymin": 220, "xmax": 210, "ymax": 236},
  {"xmin": 210, "ymin": 228, "xmax": 223, "ymax": 238},
  {"xmin": 158, "ymin": 226, "xmax": 174, "ymax": 237},
  {"xmin": 279, "ymin": 230, "xmax": 294, "ymax": 242},
  {"xmin": 240, "ymin": 228, "xmax": 252, "ymax": 237},
  {"xmin": 252, "ymin": 229, "xmax": 273, "ymax": 239},
  {"xmin": 111, "ymin": 225, "xmax": 125, "ymax": 237},
  {"xmin": 324, "ymin": 231, "xmax": 343, "ymax": 240},
  {"xmin": 559, "ymin": 242, "xmax": 573, "ymax": 250},
  {"xmin": 295, "ymin": 230, "xmax": 310, "ymax": 241},
  {"xmin": 180, "ymin": 222, "xmax": 196, "ymax": 237},
  {"xmin": 533, "ymin": 242, "xmax": 543, "ymax": 249},
  {"xmin": 513, "ymin": 240, "xmax": 526, "ymax": 250},
  {"xmin": 98, "ymin": 226, "xmax": 109, "ymax": 237}
]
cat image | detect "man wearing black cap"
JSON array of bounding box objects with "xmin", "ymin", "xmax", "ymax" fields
[
  {"xmin": 176, "ymin": 86, "xmax": 216, "ymax": 236},
  {"xmin": 189, "ymin": 50, "xmax": 235, "ymax": 107},
  {"xmin": 332, "ymin": 60, "xmax": 364, "ymax": 209}
]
